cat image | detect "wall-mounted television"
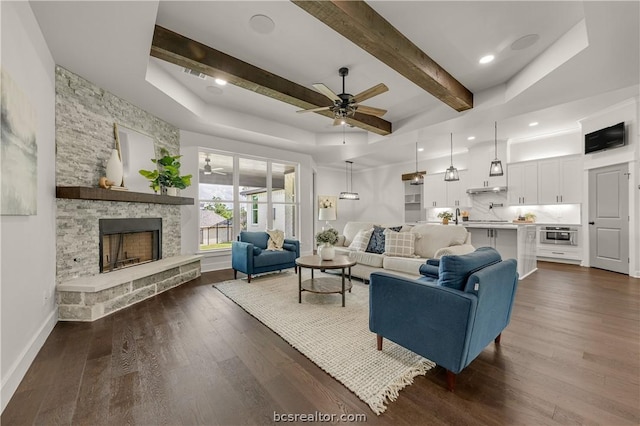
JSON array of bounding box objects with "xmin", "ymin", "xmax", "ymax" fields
[{"xmin": 585, "ymin": 122, "xmax": 625, "ymax": 154}]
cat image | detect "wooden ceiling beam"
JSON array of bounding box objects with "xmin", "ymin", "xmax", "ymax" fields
[
  {"xmin": 291, "ymin": 0, "xmax": 474, "ymax": 112},
  {"xmin": 150, "ymin": 25, "xmax": 392, "ymax": 135}
]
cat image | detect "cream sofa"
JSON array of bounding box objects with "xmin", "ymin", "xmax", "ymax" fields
[{"xmin": 333, "ymin": 222, "xmax": 475, "ymax": 283}]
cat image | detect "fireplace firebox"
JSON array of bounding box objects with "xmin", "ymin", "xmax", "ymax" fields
[{"xmin": 99, "ymin": 218, "xmax": 162, "ymax": 273}]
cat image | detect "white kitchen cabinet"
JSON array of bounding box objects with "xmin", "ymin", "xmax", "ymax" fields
[
  {"xmin": 446, "ymin": 170, "xmax": 470, "ymax": 207},
  {"xmin": 467, "ymin": 142, "xmax": 507, "ymax": 189},
  {"xmin": 424, "ymin": 173, "xmax": 447, "ymax": 208},
  {"xmin": 466, "ymin": 225, "xmax": 536, "ymax": 278},
  {"xmin": 467, "ymin": 227, "xmax": 517, "ymax": 260},
  {"xmin": 508, "ymin": 162, "xmax": 538, "ymax": 205},
  {"xmin": 538, "ymin": 156, "xmax": 583, "ymax": 204}
]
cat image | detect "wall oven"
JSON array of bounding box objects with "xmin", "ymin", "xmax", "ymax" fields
[{"xmin": 540, "ymin": 226, "xmax": 578, "ymax": 246}]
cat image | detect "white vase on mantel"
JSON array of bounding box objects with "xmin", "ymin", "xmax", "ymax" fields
[
  {"xmin": 318, "ymin": 244, "xmax": 335, "ymax": 261},
  {"xmin": 166, "ymin": 187, "xmax": 178, "ymax": 196},
  {"xmin": 105, "ymin": 149, "xmax": 123, "ymax": 187}
]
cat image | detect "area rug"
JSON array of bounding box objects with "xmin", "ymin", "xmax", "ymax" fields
[{"xmin": 214, "ymin": 271, "xmax": 435, "ymax": 414}]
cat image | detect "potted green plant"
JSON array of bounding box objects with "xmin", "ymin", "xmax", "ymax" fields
[
  {"xmin": 437, "ymin": 211, "xmax": 454, "ymax": 225},
  {"xmin": 139, "ymin": 148, "xmax": 192, "ymax": 195},
  {"xmin": 315, "ymin": 228, "xmax": 339, "ymax": 260}
]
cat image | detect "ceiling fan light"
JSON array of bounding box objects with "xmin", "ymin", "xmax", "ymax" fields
[{"xmin": 489, "ymin": 159, "xmax": 504, "ymax": 176}]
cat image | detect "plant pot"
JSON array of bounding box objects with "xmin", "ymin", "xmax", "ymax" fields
[
  {"xmin": 442, "ymin": 219, "xmax": 449, "ymax": 225},
  {"xmin": 318, "ymin": 244, "xmax": 335, "ymax": 261},
  {"xmin": 166, "ymin": 187, "xmax": 178, "ymax": 197},
  {"xmin": 462, "ymin": 217, "xmax": 469, "ymax": 222}
]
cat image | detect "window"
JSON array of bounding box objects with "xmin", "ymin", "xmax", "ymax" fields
[
  {"xmin": 198, "ymin": 151, "xmax": 299, "ymax": 251},
  {"xmin": 251, "ymin": 195, "xmax": 259, "ymax": 225}
]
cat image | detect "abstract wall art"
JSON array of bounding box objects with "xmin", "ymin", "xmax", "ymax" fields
[{"xmin": 1, "ymin": 68, "xmax": 37, "ymax": 215}]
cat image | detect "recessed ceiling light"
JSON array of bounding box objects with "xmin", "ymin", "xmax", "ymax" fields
[
  {"xmin": 418, "ymin": 148, "xmax": 424, "ymax": 152},
  {"xmin": 214, "ymin": 78, "xmax": 227, "ymax": 86},
  {"xmin": 467, "ymin": 136, "xmax": 475, "ymax": 140},
  {"xmin": 511, "ymin": 34, "xmax": 540, "ymax": 51},
  {"xmin": 529, "ymin": 122, "xmax": 539, "ymax": 127},
  {"xmin": 479, "ymin": 55, "xmax": 495, "ymax": 64},
  {"xmin": 249, "ymin": 14, "xmax": 275, "ymax": 34},
  {"xmin": 206, "ymin": 86, "xmax": 223, "ymax": 95}
]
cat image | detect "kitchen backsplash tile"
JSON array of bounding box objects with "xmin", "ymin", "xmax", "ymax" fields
[{"xmin": 427, "ymin": 192, "xmax": 581, "ymax": 224}]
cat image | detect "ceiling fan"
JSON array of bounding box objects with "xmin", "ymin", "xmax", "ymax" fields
[
  {"xmin": 203, "ymin": 157, "xmax": 225, "ymax": 175},
  {"xmin": 297, "ymin": 67, "xmax": 388, "ymax": 126}
]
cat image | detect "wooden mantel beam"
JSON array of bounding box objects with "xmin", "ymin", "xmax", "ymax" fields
[
  {"xmin": 291, "ymin": 0, "xmax": 474, "ymax": 112},
  {"xmin": 150, "ymin": 25, "xmax": 392, "ymax": 136}
]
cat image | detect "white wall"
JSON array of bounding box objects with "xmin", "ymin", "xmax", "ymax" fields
[
  {"xmin": 509, "ymin": 130, "xmax": 582, "ymax": 163},
  {"xmin": 579, "ymin": 97, "xmax": 639, "ymax": 277},
  {"xmin": 180, "ymin": 130, "xmax": 316, "ymax": 271},
  {"xmin": 1, "ymin": 2, "xmax": 57, "ymax": 412}
]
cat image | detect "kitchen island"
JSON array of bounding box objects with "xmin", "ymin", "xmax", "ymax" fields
[{"xmin": 463, "ymin": 222, "xmax": 537, "ymax": 279}]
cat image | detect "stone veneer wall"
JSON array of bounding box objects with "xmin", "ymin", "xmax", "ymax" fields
[{"xmin": 55, "ymin": 67, "xmax": 182, "ymax": 285}]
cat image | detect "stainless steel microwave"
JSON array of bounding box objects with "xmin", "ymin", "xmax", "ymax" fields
[{"xmin": 540, "ymin": 227, "xmax": 578, "ymax": 246}]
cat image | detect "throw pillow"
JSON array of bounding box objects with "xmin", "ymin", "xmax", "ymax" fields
[
  {"xmin": 348, "ymin": 228, "xmax": 373, "ymax": 252},
  {"xmin": 438, "ymin": 247, "xmax": 502, "ymax": 290},
  {"xmin": 383, "ymin": 230, "xmax": 416, "ymax": 258},
  {"xmin": 253, "ymin": 246, "xmax": 263, "ymax": 256},
  {"xmin": 266, "ymin": 229, "xmax": 285, "ymax": 251},
  {"xmin": 366, "ymin": 225, "xmax": 402, "ymax": 254}
]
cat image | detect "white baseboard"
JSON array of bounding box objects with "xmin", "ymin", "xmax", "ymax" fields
[
  {"xmin": 201, "ymin": 256, "xmax": 231, "ymax": 272},
  {"xmin": 1, "ymin": 308, "xmax": 57, "ymax": 413}
]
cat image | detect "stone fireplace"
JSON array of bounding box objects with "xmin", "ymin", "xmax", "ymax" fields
[
  {"xmin": 99, "ymin": 218, "xmax": 162, "ymax": 273},
  {"xmin": 54, "ymin": 67, "xmax": 200, "ymax": 322}
]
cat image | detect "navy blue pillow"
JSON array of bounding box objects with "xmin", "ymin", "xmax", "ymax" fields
[
  {"xmin": 365, "ymin": 225, "xmax": 402, "ymax": 254},
  {"xmin": 438, "ymin": 247, "xmax": 502, "ymax": 290},
  {"xmin": 418, "ymin": 263, "xmax": 439, "ymax": 279},
  {"xmin": 282, "ymin": 243, "xmax": 296, "ymax": 252}
]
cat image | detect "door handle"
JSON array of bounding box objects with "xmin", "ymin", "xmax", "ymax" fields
[{"xmin": 588, "ymin": 221, "xmax": 595, "ymax": 225}]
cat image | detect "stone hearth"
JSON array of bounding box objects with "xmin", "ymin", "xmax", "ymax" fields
[{"xmin": 57, "ymin": 255, "xmax": 201, "ymax": 321}]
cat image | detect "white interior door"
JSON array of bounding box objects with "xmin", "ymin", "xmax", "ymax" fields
[{"xmin": 588, "ymin": 163, "xmax": 629, "ymax": 274}]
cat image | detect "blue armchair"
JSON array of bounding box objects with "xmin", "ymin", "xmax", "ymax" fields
[
  {"xmin": 232, "ymin": 231, "xmax": 300, "ymax": 283},
  {"xmin": 369, "ymin": 247, "xmax": 518, "ymax": 391}
]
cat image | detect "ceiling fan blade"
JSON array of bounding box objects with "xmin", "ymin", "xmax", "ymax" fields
[
  {"xmin": 213, "ymin": 171, "xmax": 226, "ymax": 175},
  {"xmin": 353, "ymin": 83, "xmax": 388, "ymax": 103},
  {"xmin": 312, "ymin": 83, "xmax": 341, "ymax": 102},
  {"xmin": 296, "ymin": 106, "xmax": 332, "ymax": 113},
  {"xmin": 354, "ymin": 104, "xmax": 387, "ymax": 117}
]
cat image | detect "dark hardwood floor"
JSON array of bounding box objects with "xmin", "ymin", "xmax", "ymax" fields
[{"xmin": 3, "ymin": 262, "xmax": 639, "ymax": 425}]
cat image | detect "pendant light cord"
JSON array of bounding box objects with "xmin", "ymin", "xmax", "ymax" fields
[
  {"xmin": 494, "ymin": 121, "xmax": 498, "ymax": 159},
  {"xmin": 450, "ymin": 133, "xmax": 454, "ymax": 166}
]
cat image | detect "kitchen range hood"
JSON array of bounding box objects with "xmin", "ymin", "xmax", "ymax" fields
[{"xmin": 466, "ymin": 186, "xmax": 508, "ymax": 194}]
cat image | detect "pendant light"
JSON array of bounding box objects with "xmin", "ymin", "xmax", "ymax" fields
[
  {"xmin": 489, "ymin": 121, "xmax": 504, "ymax": 176},
  {"xmin": 444, "ymin": 133, "xmax": 459, "ymax": 182},
  {"xmin": 339, "ymin": 161, "xmax": 359, "ymax": 200},
  {"xmin": 410, "ymin": 141, "xmax": 424, "ymax": 185}
]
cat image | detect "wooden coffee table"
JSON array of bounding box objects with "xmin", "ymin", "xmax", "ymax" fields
[{"xmin": 295, "ymin": 255, "xmax": 356, "ymax": 307}]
